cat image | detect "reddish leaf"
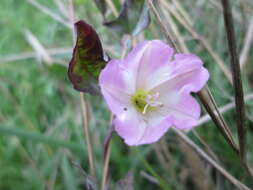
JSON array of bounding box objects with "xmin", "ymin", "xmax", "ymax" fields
[{"xmin": 68, "ymin": 20, "xmax": 106, "ymax": 94}]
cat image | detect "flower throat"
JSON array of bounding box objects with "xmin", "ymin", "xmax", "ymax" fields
[{"xmin": 131, "ymin": 90, "xmax": 162, "ymax": 114}]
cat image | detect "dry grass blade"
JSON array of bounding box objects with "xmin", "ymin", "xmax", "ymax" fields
[
  {"xmin": 24, "ymin": 30, "xmax": 53, "ymax": 64},
  {"xmin": 220, "ymin": 0, "xmax": 247, "ymax": 161},
  {"xmin": 140, "ymin": 171, "xmax": 159, "ymax": 185},
  {"xmin": 160, "ymin": 6, "xmax": 189, "ymax": 53},
  {"xmin": 101, "ymin": 138, "xmax": 112, "ymax": 190},
  {"xmin": 27, "ymin": 0, "xmax": 72, "ymax": 28},
  {"xmin": 171, "ymin": 0, "xmax": 193, "ymax": 27},
  {"xmin": 240, "ymin": 16, "xmax": 253, "ymax": 69},
  {"xmin": 80, "ymin": 93, "xmax": 96, "ymax": 178},
  {"xmin": 179, "ymin": 139, "xmax": 214, "ymax": 190},
  {"xmin": 149, "ymin": 1, "xmax": 238, "ymax": 154},
  {"xmin": 192, "ymin": 130, "xmax": 219, "ymax": 161},
  {"xmin": 101, "ymin": 114, "xmax": 114, "ymax": 190},
  {"xmin": 105, "ymin": 0, "xmax": 118, "ymax": 17},
  {"xmin": 148, "ymin": 0, "xmax": 179, "ymax": 51},
  {"xmin": 0, "ymin": 48, "xmax": 72, "ymax": 63},
  {"xmin": 54, "ymin": 0, "xmax": 69, "ymax": 18},
  {"xmin": 197, "ymin": 87, "xmax": 239, "ymax": 153},
  {"xmin": 173, "ymin": 128, "xmax": 251, "ymax": 190},
  {"xmin": 197, "ymin": 93, "xmax": 253, "ymax": 126}
]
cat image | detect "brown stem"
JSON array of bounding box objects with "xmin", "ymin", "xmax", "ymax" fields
[
  {"xmin": 80, "ymin": 93, "xmax": 96, "ymax": 178},
  {"xmin": 220, "ymin": 0, "xmax": 247, "ymax": 162}
]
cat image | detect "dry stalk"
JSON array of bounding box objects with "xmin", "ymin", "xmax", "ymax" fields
[
  {"xmin": 160, "ymin": 6, "xmax": 189, "ymax": 53},
  {"xmin": 27, "ymin": 0, "xmax": 71, "ymax": 28},
  {"xmin": 105, "ymin": 0, "xmax": 118, "ymax": 17},
  {"xmin": 101, "ymin": 114, "xmax": 114, "ymax": 190},
  {"xmin": 197, "ymin": 93, "xmax": 253, "ymax": 126},
  {"xmin": 80, "ymin": 93, "xmax": 96, "ymax": 178},
  {"xmin": 140, "ymin": 171, "xmax": 159, "ymax": 185},
  {"xmin": 54, "ymin": 0, "xmax": 69, "ymax": 18},
  {"xmin": 179, "ymin": 138, "xmax": 214, "ymax": 190},
  {"xmin": 240, "ymin": 16, "xmax": 253, "ymax": 69},
  {"xmin": 148, "ymin": 0, "xmax": 179, "ymax": 51},
  {"xmin": 220, "ymin": 0, "xmax": 247, "ymax": 162},
  {"xmin": 174, "ymin": 129, "xmax": 251, "ymax": 190},
  {"xmin": 197, "ymin": 87, "xmax": 239, "ymax": 153},
  {"xmin": 171, "ymin": 0, "xmax": 193, "ymax": 27},
  {"xmin": 24, "ymin": 30, "xmax": 53, "ymax": 64}
]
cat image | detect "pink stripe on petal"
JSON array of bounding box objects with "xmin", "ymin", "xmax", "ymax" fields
[
  {"xmin": 124, "ymin": 40, "xmax": 174, "ymax": 90},
  {"xmin": 151, "ymin": 62, "xmax": 209, "ymax": 96},
  {"xmin": 135, "ymin": 41, "xmax": 174, "ymax": 88}
]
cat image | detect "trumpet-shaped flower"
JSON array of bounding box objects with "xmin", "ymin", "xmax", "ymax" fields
[{"xmin": 99, "ymin": 40, "xmax": 209, "ymax": 145}]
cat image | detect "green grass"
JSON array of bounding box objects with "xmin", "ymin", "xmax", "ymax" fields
[{"xmin": 1, "ymin": 0, "xmax": 253, "ymax": 189}]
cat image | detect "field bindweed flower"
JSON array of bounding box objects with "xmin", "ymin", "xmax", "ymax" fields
[{"xmin": 99, "ymin": 40, "xmax": 209, "ymax": 145}]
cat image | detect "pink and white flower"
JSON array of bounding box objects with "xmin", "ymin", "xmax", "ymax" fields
[{"xmin": 99, "ymin": 40, "xmax": 209, "ymax": 146}]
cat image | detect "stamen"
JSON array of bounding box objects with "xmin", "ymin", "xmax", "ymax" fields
[
  {"xmin": 142, "ymin": 104, "xmax": 149, "ymax": 114},
  {"xmin": 132, "ymin": 90, "xmax": 163, "ymax": 114}
]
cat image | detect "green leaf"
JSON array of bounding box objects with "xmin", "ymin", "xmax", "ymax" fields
[
  {"xmin": 62, "ymin": 157, "xmax": 78, "ymax": 190},
  {"xmin": 47, "ymin": 63, "xmax": 67, "ymax": 79},
  {"xmin": 68, "ymin": 20, "xmax": 106, "ymax": 94},
  {"xmin": 104, "ymin": 0, "xmax": 150, "ymax": 35},
  {"xmin": 0, "ymin": 126, "xmax": 83, "ymax": 153}
]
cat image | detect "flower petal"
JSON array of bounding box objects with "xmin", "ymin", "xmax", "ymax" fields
[
  {"xmin": 169, "ymin": 53, "xmax": 209, "ymax": 93},
  {"xmin": 123, "ymin": 40, "xmax": 174, "ymax": 90},
  {"xmin": 135, "ymin": 114, "xmax": 172, "ymax": 145},
  {"xmin": 99, "ymin": 59, "xmax": 132, "ymax": 115},
  {"xmin": 161, "ymin": 90, "xmax": 201, "ymax": 130},
  {"xmin": 114, "ymin": 107, "xmax": 172, "ymax": 145},
  {"xmin": 114, "ymin": 108, "xmax": 146, "ymax": 146},
  {"xmin": 151, "ymin": 53, "xmax": 209, "ymax": 95}
]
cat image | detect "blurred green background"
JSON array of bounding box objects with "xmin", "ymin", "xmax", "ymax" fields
[{"xmin": 0, "ymin": 0, "xmax": 253, "ymax": 189}]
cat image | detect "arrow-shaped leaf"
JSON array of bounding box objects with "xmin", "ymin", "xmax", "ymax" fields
[{"xmin": 68, "ymin": 20, "xmax": 106, "ymax": 94}]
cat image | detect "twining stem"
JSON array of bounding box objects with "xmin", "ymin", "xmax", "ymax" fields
[
  {"xmin": 101, "ymin": 114, "xmax": 114, "ymax": 190},
  {"xmin": 101, "ymin": 141, "xmax": 112, "ymax": 190},
  {"xmin": 220, "ymin": 0, "xmax": 247, "ymax": 162}
]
